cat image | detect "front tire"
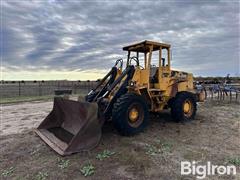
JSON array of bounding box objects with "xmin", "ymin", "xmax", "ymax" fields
[
  {"xmin": 171, "ymin": 92, "xmax": 197, "ymax": 122},
  {"xmin": 112, "ymin": 93, "xmax": 149, "ymax": 136}
]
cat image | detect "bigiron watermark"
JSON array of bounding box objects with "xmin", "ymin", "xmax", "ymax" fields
[{"xmin": 181, "ymin": 161, "xmax": 237, "ymax": 179}]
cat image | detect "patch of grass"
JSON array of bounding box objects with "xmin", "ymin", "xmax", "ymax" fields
[
  {"xmin": 155, "ymin": 139, "xmax": 173, "ymax": 153},
  {"xmin": 80, "ymin": 164, "xmax": 95, "ymax": 177},
  {"xmin": 228, "ymin": 157, "xmax": 240, "ymax": 166},
  {"xmin": 35, "ymin": 171, "xmax": 48, "ymax": 180},
  {"xmin": 0, "ymin": 95, "xmax": 53, "ymax": 104},
  {"xmin": 145, "ymin": 144, "xmax": 160, "ymax": 156},
  {"xmin": 96, "ymin": 150, "xmax": 115, "ymax": 160},
  {"xmin": 162, "ymin": 143, "xmax": 172, "ymax": 152},
  {"xmin": 57, "ymin": 158, "xmax": 70, "ymax": 169},
  {"xmin": 145, "ymin": 139, "xmax": 173, "ymax": 156},
  {"xmin": 1, "ymin": 167, "xmax": 14, "ymax": 177}
]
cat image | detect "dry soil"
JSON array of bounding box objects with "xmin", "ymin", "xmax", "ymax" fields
[{"xmin": 0, "ymin": 99, "xmax": 239, "ymax": 179}]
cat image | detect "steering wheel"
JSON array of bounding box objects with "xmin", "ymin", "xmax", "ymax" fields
[
  {"xmin": 129, "ymin": 56, "xmax": 139, "ymax": 66},
  {"xmin": 129, "ymin": 56, "xmax": 144, "ymax": 69}
]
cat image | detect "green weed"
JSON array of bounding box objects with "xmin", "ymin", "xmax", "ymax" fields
[
  {"xmin": 145, "ymin": 144, "xmax": 160, "ymax": 156},
  {"xmin": 155, "ymin": 139, "xmax": 173, "ymax": 152},
  {"xmin": 1, "ymin": 167, "xmax": 14, "ymax": 177},
  {"xmin": 80, "ymin": 164, "xmax": 95, "ymax": 176},
  {"xmin": 35, "ymin": 171, "xmax": 48, "ymax": 180},
  {"xmin": 96, "ymin": 150, "xmax": 115, "ymax": 160},
  {"xmin": 228, "ymin": 157, "xmax": 240, "ymax": 166},
  {"xmin": 57, "ymin": 158, "xmax": 70, "ymax": 169}
]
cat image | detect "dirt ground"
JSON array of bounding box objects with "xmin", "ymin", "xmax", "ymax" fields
[{"xmin": 0, "ymin": 99, "xmax": 239, "ymax": 179}]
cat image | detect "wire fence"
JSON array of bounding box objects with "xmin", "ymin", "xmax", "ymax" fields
[
  {"xmin": 0, "ymin": 80, "xmax": 97, "ymax": 98},
  {"xmin": 1, "ymin": 80, "xmax": 240, "ymax": 103}
]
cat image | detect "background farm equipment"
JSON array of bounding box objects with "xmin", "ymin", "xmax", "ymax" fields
[
  {"xmin": 195, "ymin": 80, "xmax": 240, "ymax": 102},
  {"xmin": 207, "ymin": 84, "xmax": 239, "ymax": 101}
]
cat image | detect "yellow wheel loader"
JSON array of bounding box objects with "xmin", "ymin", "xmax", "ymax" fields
[{"xmin": 36, "ymin": 40, "xmax": 205, "ymax": 155}]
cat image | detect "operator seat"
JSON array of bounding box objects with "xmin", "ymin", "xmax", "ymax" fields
[{"xmin": 150, "ymin": 66, "xmax": 158, "ymax": 84}]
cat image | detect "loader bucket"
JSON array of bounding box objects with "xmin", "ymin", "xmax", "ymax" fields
[{"xmin": 35, "ymin": 97, "xmax": 101, "ymax": 156}]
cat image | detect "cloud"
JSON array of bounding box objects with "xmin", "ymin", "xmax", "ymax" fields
[{"xmin": 1, "ymin": 0, "xmax": 239, "ymax": 79}]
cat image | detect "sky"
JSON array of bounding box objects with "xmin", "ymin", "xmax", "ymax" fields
[{"xmin": 1, "ymin": 0, "xmax": 240, "ymax": 80}]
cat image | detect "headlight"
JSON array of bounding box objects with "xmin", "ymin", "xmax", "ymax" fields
[{"xmin": 129, "ymin": 81, "xmax": 136, "ymax": 87}]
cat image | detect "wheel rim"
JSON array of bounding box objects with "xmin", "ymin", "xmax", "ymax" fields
[
  {"xmin": 129, "ymin": 108, "xmax": 139, "ymax": 122},
  {"xmin": 128, "ymin": 103, "xmax": 144, "ymax": 127},
  {"xmin": 183, "ymin": 99, "xmax": 193, "ymax": 117}
]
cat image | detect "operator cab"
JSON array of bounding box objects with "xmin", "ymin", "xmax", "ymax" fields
[{"xmin": 123, "ymin": 40, "xmax": 171, "ymax": 89}]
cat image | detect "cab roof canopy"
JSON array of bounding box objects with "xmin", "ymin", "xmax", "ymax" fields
[{"xmin": 123, "ymin": 40, "xmax": 171, "ymax": 53}]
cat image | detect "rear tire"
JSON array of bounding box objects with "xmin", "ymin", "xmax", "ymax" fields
[
  {"xmin": 171, "ymin": 92, "xmax": 197, "ymax": 122},
  {"xmin": 112, "ymin": 93, "xmax": 149, "ymax": 136}
]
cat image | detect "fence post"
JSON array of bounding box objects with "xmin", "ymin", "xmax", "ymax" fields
[
  {"xmin": 72, "ymin": 81, "xmax": 75, "ymax": 94},
  {"xmin": 18, "ymin": 81, "xmax": 21, "ymax": 96},
  {"xmin": 74, "ymin": 83, "xmax": 77, "ymax": 94},
  {"xmin": 87, "ymin": 80, "xmax": 90, "ymax": 92},
  {"xmin": 38, "ymin": 81, "xmax": 42, "ymax": 96}
]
